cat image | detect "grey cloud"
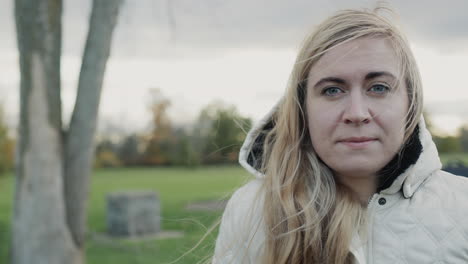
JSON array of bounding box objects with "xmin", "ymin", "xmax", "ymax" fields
[
  {"xmin": 111, "ymin": 0, "xmax": 468, "ymax": 57},
  {"xmin": 426, "ymin": 100, "xmax": 468, "ymax": 118},
  {"xmin": 0, "ymin": 0, "xmax": 16, "ymax": 52},
  {"xmin": 2, "ymin": 0, "xmax": 468, "ymax": 57}
]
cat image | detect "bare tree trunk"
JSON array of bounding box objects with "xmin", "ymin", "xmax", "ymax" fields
[
  {"xmin": 64, "ymin": 0, "xmax": 123, "ymax": 248},
  {"xmin": 13, "ymin": 0, "xmax": 123, "ymax": 263},
  {"xmin": 12, "ymin": 0, "xmax": 81, "ymax": 263}
]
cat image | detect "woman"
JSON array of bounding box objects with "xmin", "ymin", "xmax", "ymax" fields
[{"xmin": 213, "ymin": 7, "xmax": 468, "ymax": 264}]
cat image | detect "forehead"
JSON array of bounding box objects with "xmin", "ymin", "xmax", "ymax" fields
[{"xmin": 307, "ymin": 37, "xmax": 399, "ymax": 81}]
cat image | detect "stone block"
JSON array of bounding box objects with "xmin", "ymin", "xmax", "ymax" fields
[{"xmin": 106, "ymin": 191, "xmax": 160, "ymax": 237}]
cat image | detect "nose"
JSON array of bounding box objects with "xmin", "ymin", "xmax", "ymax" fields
[{"xmin": 342, "ymin": 92, "xmax": 371, "ymax": 125}]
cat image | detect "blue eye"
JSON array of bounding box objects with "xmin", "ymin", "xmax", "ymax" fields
[
  {"xmin": 322, "ymin": 87, "xmax": 344, "ymax": 96},
  {"xmin": 369, "ymin": 84, "xmax": 390, "ymax": 94}
]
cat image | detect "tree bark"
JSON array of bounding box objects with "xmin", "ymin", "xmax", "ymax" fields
[
  {"xmin": 13, "ymin": 1, "xmax": 81, "ymax": 263},
  {"xmin": 64, "ymin": 0, "xmax": 123, "ymax": 247},
  {"xmin": 13, "ymin": 0, "xmax": 122, "ymax": 263}
]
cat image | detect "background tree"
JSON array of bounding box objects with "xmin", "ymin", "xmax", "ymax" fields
[
  {"xmin": 117, "ymin": 134, "xmax": 142, "ymax": 166},
  {"xmin": 433, "ymin": 136, "xmax": 462, "ymax": 153},
  {"xmin": 0, "ymin": 104, "xmax": 14, "ymax": 175},
  {"xmin": 95, "ymin": 138, "xmax": 121, "ymax": 168},
  {"xmin": 13, "ymin": 1, "xmax": 122, "ymax": 263},
  {"xmin": 143, "ymin": 88, "xmax": 175, "ymax": 165},
  {"xmin": 459, "ymin": 126, "xmax": 468, "ymax": 153},
  {"xmin": 195, "ymin": 103, "xmax": 252, "ymax": 164},
  {"xmin": 423, "ymin": 111, "xmax": 463, "ymax": 153},
  {"xmin": 170, "ymin": 127, "xmax": 200, "ymax": 166}
]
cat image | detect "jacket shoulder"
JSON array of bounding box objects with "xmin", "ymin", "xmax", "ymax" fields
[
  {"xmin": 213, "ymin": 179, "xmax": 266, "ymax": 263},
  {"xmin": 396, "ymin": 171, "xmax": 468, "ymax": 262},
  {"xmin": 416, "ymin": 170, "xmax": 468, "ymax": 212},
  {"xmin": 429, "ymin": 170, "xmax": 468, "ymax": 194}
]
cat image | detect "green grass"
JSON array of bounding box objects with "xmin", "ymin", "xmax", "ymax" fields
[
  {"xmin": 1, "ymin": 154, "xmax": 467, "ymax": 263},
  {"xmin": 0, "ymin": 166, "xmax": 252, "ymax": 264},
  {"xmin": 0, "ymin": 171, "xmax": 13, "ymax": 264}
]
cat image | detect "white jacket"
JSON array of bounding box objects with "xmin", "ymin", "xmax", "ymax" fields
[{"xmin": 213, "ymin": 107, "xmax": 468, "ymax": 263}]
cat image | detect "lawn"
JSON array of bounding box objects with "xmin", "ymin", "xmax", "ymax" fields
[
  {"xmin": 1, "ymin": 153, "xmax": 467, "ymax": 264},
  {"xmin": 0, "ymin": 166, "xmax": 253, "ymax": 264}
]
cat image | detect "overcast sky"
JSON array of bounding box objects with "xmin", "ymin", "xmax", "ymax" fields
[{"xmin": 1, "ymin": 0, "xmax": 468, "ymax": 136}]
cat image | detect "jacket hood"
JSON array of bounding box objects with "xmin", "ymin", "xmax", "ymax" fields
[{"xmin": 239, "ymin": 101, "xmax": 442, "ymax": 198}]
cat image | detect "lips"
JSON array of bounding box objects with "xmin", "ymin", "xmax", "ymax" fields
[
  {"xmin": 337, "ymin": 137, "xmax": 378, "ymax": 149},
  {"xmin": 339, "ymin": 137, "xmax": 377, "ymax": 143}
]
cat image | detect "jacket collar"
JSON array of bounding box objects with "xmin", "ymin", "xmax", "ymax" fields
[
  {"xmin": 380, "ymin": 118, "xmax": 442, "ymax": 198},
  {"xmin": 238, "ymin": 102, "xmax": 442, "ymax": 198}
]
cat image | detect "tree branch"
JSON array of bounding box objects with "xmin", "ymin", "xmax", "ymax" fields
[{"xmin": 64, "ymin": 0, "xmax": 123, "ymax": 247}]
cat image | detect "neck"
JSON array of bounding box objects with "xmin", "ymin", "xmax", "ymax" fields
[{"xmin": 337, "ymin": 173, "xmax": 377, "ymax": 205}]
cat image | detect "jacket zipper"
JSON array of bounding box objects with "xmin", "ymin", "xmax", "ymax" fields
[
  {"xmin": 367, "ymin": 193, "xmax": 377, "ymax": 207},
  {"xmin": 365, "ymin": 194, "xmax": 378, "ymax": 264}
]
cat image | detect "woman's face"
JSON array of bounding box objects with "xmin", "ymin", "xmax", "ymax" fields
[{"xmin": 306, "ymin": 37, "xmax": 409, "ymax": 181}]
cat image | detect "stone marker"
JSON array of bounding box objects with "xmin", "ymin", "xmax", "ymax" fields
[{"xmin": 106, "ymin": 191, "xmax": 160, "ymax": 237}]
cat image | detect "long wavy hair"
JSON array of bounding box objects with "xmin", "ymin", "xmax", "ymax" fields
[{"xmin": 260, "ymin": 7, "xmax": 423, "ymax": 264}]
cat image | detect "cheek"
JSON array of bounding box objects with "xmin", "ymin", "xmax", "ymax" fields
[
  {"xmin": 386, "ymin": 114, "xmax": 406, "ymax": 141},
  {"xmin": 373, "ymin": 103, "xmax": 408, "ymax": 148},
  {"xmin": 370, "ymin": 94, "xmax": 408, "ymax": 129},
  {"xmin": 307, "ymin": 106, "xmax": 337, "ymax": 146}
]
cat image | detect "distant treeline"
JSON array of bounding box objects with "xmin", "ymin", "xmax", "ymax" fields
[
  {"xmin": 2, "ymin": 102, "xmax": 468, "ymax": 172},
  {"xmin": 94, "ymin": 98, "xmax": 252, "ymax": 168},
  {"xmin": 433, "ymin": 131, "xmax": 468, "ymax": 153},
  {"xmin": 93, "ymin": 107, "xmax": 468, "ymax": 168},
  {"xmin": 424, "ymin": 112, "xmax": 468, "ymax": 154},
  {"xmin": 0, "ymin": 106, "xmax": 14, "ymax": 174}
]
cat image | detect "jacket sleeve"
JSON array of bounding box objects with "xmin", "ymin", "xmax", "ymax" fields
[{"xmin": 212, "ymin": 179, "xmax": 265, "ymax": 264}]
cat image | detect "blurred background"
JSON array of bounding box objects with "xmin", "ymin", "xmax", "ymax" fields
[{"xmin": 1, "ymin": 0, "xmax": 468, "ymax": 263}]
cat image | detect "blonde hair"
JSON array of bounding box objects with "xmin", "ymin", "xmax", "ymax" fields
[{"xmin": 260, "ymin": 7, "xmax": 423, "ymax": 264}]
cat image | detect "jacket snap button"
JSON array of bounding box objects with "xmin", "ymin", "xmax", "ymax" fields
[{"xmin": 378, "ymin": 198, "xmax": 386, "ymax": 205}]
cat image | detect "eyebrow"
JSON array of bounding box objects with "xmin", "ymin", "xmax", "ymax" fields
[
  {"xmin": 365, "ymin": 71, "xmax": 396, "ymax": 80},
  {"xmin": 312, "ymin": 71, "xmax": 396, "ymax": 89}
]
